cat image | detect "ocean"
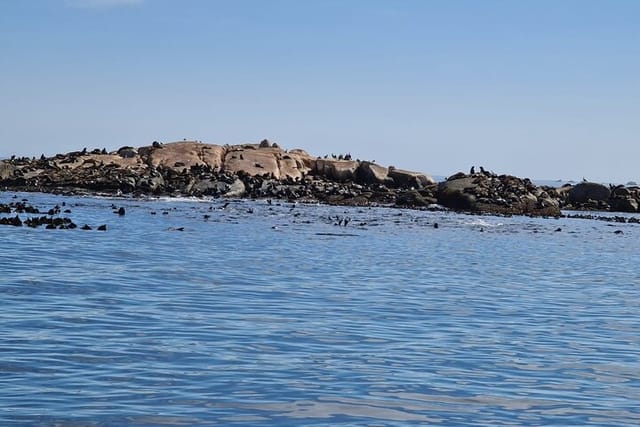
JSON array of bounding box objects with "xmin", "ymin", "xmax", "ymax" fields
[{"xmin": 1, "ymin": 192, "xmax": 639, "ymax": 426}]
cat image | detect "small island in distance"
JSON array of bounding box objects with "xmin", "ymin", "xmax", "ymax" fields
[{"xmin": 1, "ymin": 139, "xmax": 639, "ymax": 218}]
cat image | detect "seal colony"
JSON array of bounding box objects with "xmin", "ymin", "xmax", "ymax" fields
[{"xmin": 1, "ymin": 139, "xmax": 639, "ymax": 217}]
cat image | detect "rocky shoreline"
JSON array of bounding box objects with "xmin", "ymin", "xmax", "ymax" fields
[{"xmin": 1, "ymin": 140, "xmax": 639, "ymax": 218}]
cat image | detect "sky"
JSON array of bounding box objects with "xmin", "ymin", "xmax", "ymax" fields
[{"xmin": 1, "ymin": 0, "xmax": 639, "ymax": 182}]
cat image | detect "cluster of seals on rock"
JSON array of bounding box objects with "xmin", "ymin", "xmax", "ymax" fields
[
  {"xmin": 0, "ymin": 142, "xmax": 441, "ymax": 212},
  {"xmin": 3, "ymin": 143, "xmax": 640, "ymax": 218}
]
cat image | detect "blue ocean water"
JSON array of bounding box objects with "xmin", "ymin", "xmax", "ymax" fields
[{"xmin": 1, "ymin": 192, "xmax": 639, "ymax": 426}]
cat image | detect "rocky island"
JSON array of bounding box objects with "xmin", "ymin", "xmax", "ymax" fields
[{"xmin": 1, "ymin": 139, "xmax": 639, "ymax": 218}]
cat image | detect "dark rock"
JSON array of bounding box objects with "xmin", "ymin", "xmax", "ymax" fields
[
  {"xmin": 610, "ymin": 197, "xmax": 638, "ymax": 213},
  {"xmin": 191, "ymin": 179, "xmax": 227, "ymax": 196},
  {"xmin": 612, "ymin": 185, "xmax": 630, "ymax": 197},
  {"xmin": 117, "ymin": 146, "xmax": 137, "ymax": 158},
  {"xmin": 568, "ymin": 182, "xmax": 611, "ymax": 204},
  {"xmin": 438, "ymin": 172, "xmax": 561, "ymax": 216},
  {"xmin": 395, "ymin": 190, "xmax": 433, "ymax": 208}
]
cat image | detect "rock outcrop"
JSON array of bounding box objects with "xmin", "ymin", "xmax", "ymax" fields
[
  {"xmin": 552, "ymin": 181, "xmax": 640, "ymax": 213},
  {"xmin": 4, "ymin": 140, "xmax": 637, "ymax": 216},
  {"xmin": 140, "ymin": 141, "xmax": 226, "ymax": 171},
  {"xmin": 224, "ymin": 145, "xmax": 311, "ymax": 180},
  {"xmin": 568, "ymin": 182, "xmax": 611, "ymax": 204},
  {"xmin": 0, "ymin": 140, "xmax": 439, "ymax": 210},
  {"xmin": 438, "ymin": 171, "xmax": 561, "ymax": 216}
]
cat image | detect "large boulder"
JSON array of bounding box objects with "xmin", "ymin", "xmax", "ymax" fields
[
  {"xmin": 288, "ymin": 149, "xmax": 315, "ymax": 169},
  {"xmin": 437, "ymin": 176, "xmax": 478, "ymax": 210},
  {"xmin": 437, "ymin": 172, "xmax": 561, "ymax": 216},
  {"xmin": 0, "ymin": 161, "xmax": 16, "ymax": 180},
  {"xmin": 223, "ymin": 146, "xmax": 280, "ymax": 178},
  {"xmin": 314, "ymin": 159, "xmax": 359, "ymax": 182},
  {"xmin": 190, "ymin": 178, "xmax": 227, "ymax": 196},
  {"xmin": 568, "ymin": 182, "xmax": 610, "ymax": 204},
  {"xmin": 225, "ymin": 178, "xmax": 246, "ymax": 197},
  {"xmin": 610, "ymin": 197, "xmax": 638, "ymax": 212},
  {"xmin": 277, "ymin": 156, "xmax": 306, "ymax": 180},
  {"xmin": 388, "ymin": 167, "xmax": 435, "ymax": 189},
  {"xmin": 356, "ymin": 161, "xmax": 392, "ymax": 185},
  {"xmin": 141, "ymin": 141, "xmax": 226, "ymax": 171},
  {"xmin": 275, "ymin": 150, "xmax": 313, "ymax": 180},
  {"xmin": 117, "ymin": 146, "xmax": 138, "ymax": 159},
  {"xmin": 136, "ymin": 174, "xmax": 166, "ymax": 193}
]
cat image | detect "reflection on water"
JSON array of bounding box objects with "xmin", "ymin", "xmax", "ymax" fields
[{"xmin": 1, "ymin": 192, "xmax": 639, "ymax": 425}]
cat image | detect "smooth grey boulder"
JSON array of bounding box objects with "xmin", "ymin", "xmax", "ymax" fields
[
  {"xmin": 437, "ymin": 176, "xmax": 478, "ymax": 210},
  {"xmin": 225, "ymin": 178, "xmax": 246, "ymax": 197}
]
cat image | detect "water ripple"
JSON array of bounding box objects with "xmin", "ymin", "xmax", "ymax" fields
[{"xmin": 1, "ymin": 192, "xmax": 639, "ymax": 425}]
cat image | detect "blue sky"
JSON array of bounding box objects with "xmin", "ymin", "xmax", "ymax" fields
[{"xmin": 1, "ymin": 0, "xmax": 639, "ymax": 182}]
